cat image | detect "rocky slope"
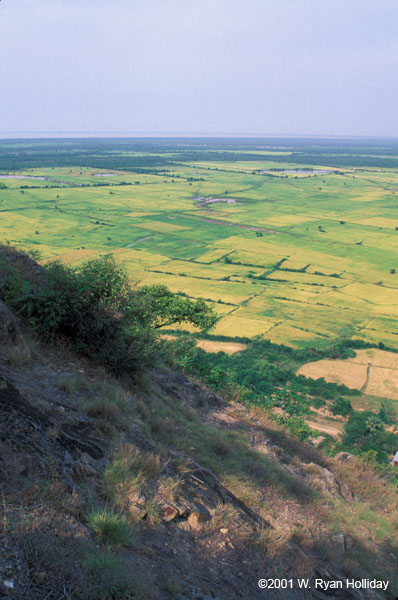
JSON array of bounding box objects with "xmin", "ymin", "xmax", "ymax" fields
[{"xmin": 0, "ymin": 300, "xmax": 397, "ymax": 599}]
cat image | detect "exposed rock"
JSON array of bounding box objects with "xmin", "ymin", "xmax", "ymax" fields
[
  {"xmin": 331, "ymin": 533, "xmax": 346, "ymax": 552},
  {"xmin": 0, "ymin": 300, "xmax": 31, "ymax": 365},
  {"xmin": 73, "ymin": 451, "xmax": 99, "ymax": 476},
  {"xmin": 173, "ymin": 579, "xmax": 221, "ymax": 600},
  {"xmin": 178, "ymin": 458, "xmax": 271, "ymax": 529},
  {"xmin": 124, "ymin": 489, "xmax": 147, "ymax": 520},
  {"xmin": 335, "ymin": 451, "xmax": 353, "ymax": 462},
  {"xmin": 3, "ymin": 579, "xmax": 14, "ymax": 590},
  {"xmin": 0, "ymin": 245, "xmax": 46, "ymax": 288},
  {"xmin": 303, "ymin": 463, "xmax": 354, "ymax": 502},
  {"xmin": 173, "ymin": 502, "xmax": 190, "ymax": 518},
  {"xmin": 0, "ymin": 374, "xmax": 104, "ymax": 495},
  {"xmin": 312, "ymin": 568, "xmax": 364, "ymax": 599},
  {"xmin": 160, "ymin": 503, "xmax": 180, "ymax": 522},
  {"xmin": 187, "ymin": 502, "xmax": 212, "ymax": 529},
  {"xmin": 339, "ymin": 481, "xmax": 354, "ymax": 503}
]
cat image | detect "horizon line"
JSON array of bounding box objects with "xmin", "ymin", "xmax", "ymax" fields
[{"xmin": 1, "ymin": 131, "xmax": 398, "ymax": 141}]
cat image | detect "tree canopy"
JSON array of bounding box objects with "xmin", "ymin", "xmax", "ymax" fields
[{"xmin": 0, "ymin": 251, "xmax": 216, "ymax": 375}]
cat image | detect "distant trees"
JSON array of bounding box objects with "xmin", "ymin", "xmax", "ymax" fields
[{"xmin": 342, "ymin": 411, "xmax": 397, "ymax": 461}]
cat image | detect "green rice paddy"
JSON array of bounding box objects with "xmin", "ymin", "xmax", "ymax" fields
[{"xmin": 1, "ymin": 138, "xmax": 397, "ymax": 349}]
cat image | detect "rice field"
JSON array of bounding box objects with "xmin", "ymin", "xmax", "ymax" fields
[
  {"xmin": 297, "ymin": 349, "xmax": 398, "ymax": 401},
  {"xmin": 1, "ymin": 142, "xmax": 398, "ymax": 351}
]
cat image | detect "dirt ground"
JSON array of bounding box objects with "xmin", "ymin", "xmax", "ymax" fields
[
  {"xmin": 161, "ymin": 335, "xmax": 246, "ymax": 355},
  {"xmin": 195, "ymin": 339, "xmax": 246, "ymax": 354}
]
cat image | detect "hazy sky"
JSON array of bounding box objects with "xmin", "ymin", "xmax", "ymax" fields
[{"xmin": 1, "ymin": 0, "xmax": 397, "ymax": 137}]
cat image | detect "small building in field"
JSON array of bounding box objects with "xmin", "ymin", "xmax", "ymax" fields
[{"xmin": 393, "ymin": 451, "xmax": 398, "ymax": 466}]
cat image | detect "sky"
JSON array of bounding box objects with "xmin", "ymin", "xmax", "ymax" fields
[{"xmin": 1, "ymin": 0, "xmax": 398, "ymax": 137}]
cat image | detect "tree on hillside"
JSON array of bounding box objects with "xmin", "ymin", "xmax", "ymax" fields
[
  {"xmin": 331, "ymin": 397, "xmax": 352, "ymax": 417},
  {"xmin": 133, "ymin": 285, "xmax": 216, "ymax": 330},
  {"xmin": 0, "ymin": 252, "xmax": 216, "ymax": 375}
]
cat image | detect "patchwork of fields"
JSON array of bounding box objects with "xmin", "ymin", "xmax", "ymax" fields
[{"xmin": 1, "ymin": 140, "xmax": 398, "ymax": 350}]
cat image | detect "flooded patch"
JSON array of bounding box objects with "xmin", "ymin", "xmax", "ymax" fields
[
  {"xmin": 203, "ymin": 197, "xmax": 238, "ymax": 205},
  {"xmin": 125, "ymin": 235, "xmax": 154, "ymax": 247},
  {"xmin": 194, "ymin": 215, "xmax": 278, "ymax": 234},
  {"xmin": 259, "ymin": 169, "xmax": 333, "ymax": 175},
  {"xmin": 93, "ymin": 173, "xmax": 119, "ymax": 177},
  {"xmin": 0, "ymin": 174, "xmax": 46, "ymax": 180},
  {"xmin": 194, "ymin": 195, "xmax": 239, "ymax": 207}
]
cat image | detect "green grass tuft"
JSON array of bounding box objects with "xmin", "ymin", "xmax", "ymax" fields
[{"xmin": 87, "ymin": 509, "xmax": 134, "ymax": 546}]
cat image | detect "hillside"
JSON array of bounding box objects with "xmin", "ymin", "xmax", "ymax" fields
[{"xmin": 1, "ymin": 295, "xmax": 398, "ymax": 599}]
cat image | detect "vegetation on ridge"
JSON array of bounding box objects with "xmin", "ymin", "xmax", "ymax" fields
[{"xmin": 0, "ymin": 246, "xmax": 216, "ymax": 375}]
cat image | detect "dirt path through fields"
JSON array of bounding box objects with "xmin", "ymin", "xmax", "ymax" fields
[{"xmin": 191, "ymin": 215, "xmax": 279, "ymax": 233}]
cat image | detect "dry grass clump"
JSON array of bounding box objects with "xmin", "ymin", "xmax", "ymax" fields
[
  {"xmin": 83, "ymin": 397, "xmax": 121, "ymax": 422},
  {"xmin": 55, "ymin": 378, "xmax": 134, "ymax": 432},
  {"xmin": 331, "ymin": 455, "xmax": 397, "ymax": 509},
  {"xmin": 253, "ymin": 523, "xmax": 287, "ymax": 554},
  {"xmin": 248, "ymin": 405, "xmax": 328, "ymax": 466},
  {"xmin": 24, "ymin": 529, "xmax": 147, "ymax": 599},
  {"xmin": 104, "ymin": 446, "xmax": 142, "ymax": 501},
  {"xmin": 102, "ymin": 446, "xmax": 179, "ymax": 528},
  {"xmin": 56, "ymin": 373, "xmax": 91, "ymax": 395},
  {"xmin": 210, "ymin": 435, "xmax": 232, "ymax": 457},
  {"xmin": 158, "ymin": 476, "xmax": 181, "ymax": 503},
  {"xmin": 103, "ymin": 444, "xmax": 163, "ymax": 509},
  {"xmin": 7, "ymin": 347, "xmax": 31, "ymax": 367},
  {"xmin": 141, "ymin": 498, "xmax": 162, "ymax": 527},
  {"xmin": 201, "ymin": 503, "xmax": 239, "ymax": 536}
]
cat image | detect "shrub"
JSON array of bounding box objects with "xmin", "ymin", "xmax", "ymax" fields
[
  {"xmin": 331, "ymin": 397, "xmax": 352, "ymax": 417},
  {"xmin": 311, "ymin": 397, "xmax": 326, "ymax": 408},
  {"xmin": 276, "ymin": 414, "xmax": 314, "ymax": 441}
]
